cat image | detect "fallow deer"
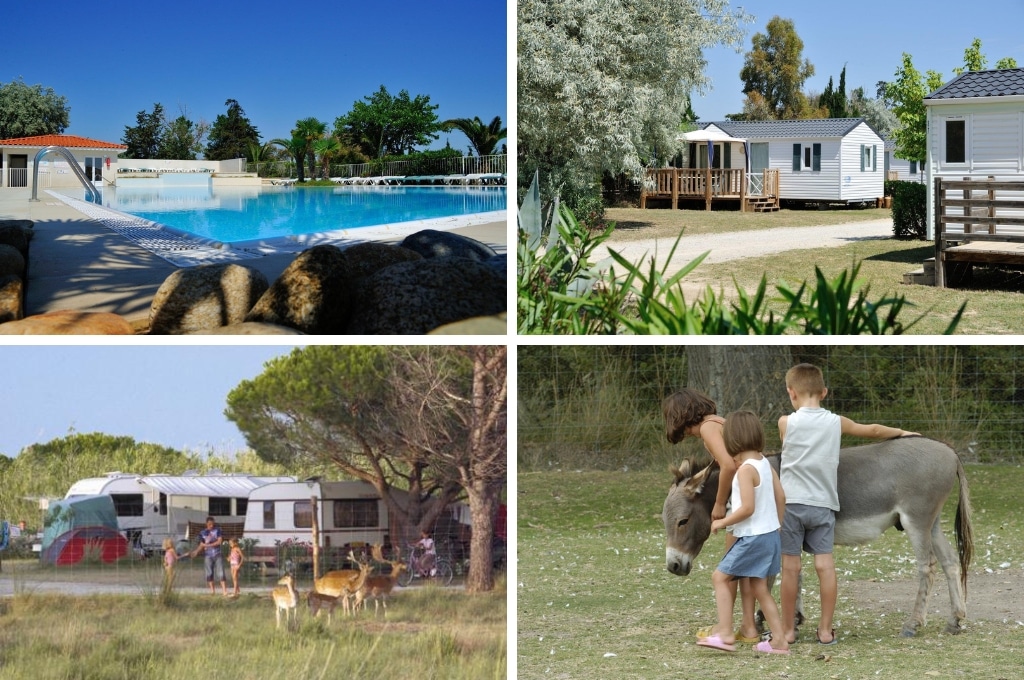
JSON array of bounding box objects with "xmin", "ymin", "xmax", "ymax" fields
[
  {"xmin": 271, "ymin": 573, "xmax": 299, "ymax": 629},
  {"xmin": 353, "ymin": 544, "xmax": 407, "ymax": 617},
  {"xmin": 311, "ymin": 549, "xmax": 373, "ymax": 616},
  {"xmin": 306, "ymin": 589, "xmax": 340, "ymax": 624}
]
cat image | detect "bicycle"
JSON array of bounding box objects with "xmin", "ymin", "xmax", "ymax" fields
[{"xmin": 398, "ymin": 544, "xmax": 453, "ymax": 587}]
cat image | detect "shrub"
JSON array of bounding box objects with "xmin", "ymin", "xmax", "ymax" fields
[{"xmin": 887, "ymin": 180, "xmax": 927, "ymax": 239}]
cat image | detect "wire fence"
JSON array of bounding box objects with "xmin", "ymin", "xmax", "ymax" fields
[{"xmin": 518, "ymin": 345, "xmax": 1024, "ymax": 470}]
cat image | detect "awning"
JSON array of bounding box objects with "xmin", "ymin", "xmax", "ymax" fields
[
  {"xmin": 140, "ymin": 475, "xmax": 285, "ymax": 497},
  {"xmin": 680, "ymin": 128, "xmax": 746, "ymax": 143}
]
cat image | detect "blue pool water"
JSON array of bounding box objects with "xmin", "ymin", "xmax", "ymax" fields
[{"xmin": 91, "ymin": 184, "xmax": 506, "ymax": 244}]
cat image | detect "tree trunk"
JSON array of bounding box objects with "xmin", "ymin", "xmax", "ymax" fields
[
  {"xmin": 464, "ymin": 479, "xmax": 499, "ymax": 594},
  {"xmin": 686, "ymin": 346, "xmax": 793, "ymax": 425}
]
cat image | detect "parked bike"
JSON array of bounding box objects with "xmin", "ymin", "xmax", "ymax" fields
[{"xmin": 398, "ymin": 544, "xmax": 453, "ymax": 587}]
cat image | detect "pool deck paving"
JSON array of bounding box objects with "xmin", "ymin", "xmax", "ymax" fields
[{"xmin": 0, "ymin": 188, "xmax": 507, "ymax": 328}]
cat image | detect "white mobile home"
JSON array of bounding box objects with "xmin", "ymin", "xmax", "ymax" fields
[
  {"xmin": 701, "ymin": 118, "xmax": 885, "ymax": 205},
  {"xmin": 884, "ymin": 138, "xmax": 925, "ymax": 182},
  {"xmin": 0, "ymin": 134, "xmax": 126, "ymax": 190},
  {"xmin": 244, "ymin": 480, "xmax": 393, "ymax": 553},
  {"xmin": 924, "ymin": 67, "xmax": 1024, "ymax": 239},
  {"xmin": 65, "ymin": 472, "xmax": 294, "ymax": 550}
]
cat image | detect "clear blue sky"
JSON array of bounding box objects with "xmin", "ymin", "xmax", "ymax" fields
[
  {"xmin": 692, "ymin": 0, "xmax": 1024, "ymax": 122},
  {"xmin": 3, "ymin": 0, "xmax": 507, "ymax": 152},
  {"xmin": 0, "ymin": 346, "xmax": 300, "ymax": 459}
]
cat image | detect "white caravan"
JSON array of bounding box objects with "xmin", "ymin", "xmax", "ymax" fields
[{"xmin": 65, "ymin": 472, "xmax": 294, "ymax": 551}]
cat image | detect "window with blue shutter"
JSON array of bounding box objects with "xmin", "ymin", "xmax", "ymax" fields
[
  {"xmin": 812, "ymin": 143, "xmax": 821, "ymax": 171},
  {"xmin": 793, "ymin": 144, "xmax": 801, "ymax": 171}
]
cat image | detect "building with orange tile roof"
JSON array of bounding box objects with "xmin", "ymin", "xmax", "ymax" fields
[{"xmin": 0, "ymin": 134, "xmax": 126, "ymax": 190}]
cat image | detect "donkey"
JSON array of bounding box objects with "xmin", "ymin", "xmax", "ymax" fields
[{"xmin": 662, "ymin": 436, "xmax": 973, "ymax": 637}]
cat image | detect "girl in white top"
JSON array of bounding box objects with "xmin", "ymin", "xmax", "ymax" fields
[{"xmin": 697, "ymin": 411, "xmax": 789, "ymax": 655}]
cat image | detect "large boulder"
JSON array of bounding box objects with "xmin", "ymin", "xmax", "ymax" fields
[
  {"xmin": 0, "ymin": 274, "xmax": 23, "ymax": 323},
  {"xmin": 245, "ymin": 245, "xmax": 353, "ymax": 334},
  {"xmin": 340, "ymin": 242, "xmax": 423, "ymax": 280},
  {"xmin": 0, "ymin": 310, "xmax": 134, "ymax": 335},
  {"xmin": 346, "ymin": 256, "xmax": 506, "ymax": 334},
  {"xmin": 0, "ymin": 244, "xmax": 25, "ymax": 279},
  {"xmin": 149, "ymin": 263, "xmax": 269, "ymax": 334},
  {"xmin": 0, "ymin": 224, "xmax": 31, "ymax": 258},
  {"xmin": 189, "ymin": 322, "xmax": 305, "ymax": 335},
  {"xmin": 399, "ymin": 229, "xmax": 497, "ymax": 262}
]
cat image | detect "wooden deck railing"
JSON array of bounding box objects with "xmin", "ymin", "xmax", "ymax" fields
[
  {"xmin": 934, "ymin": 175, "xmax": 1024, "ymax": 286},
  {"xmin": 641, "ymin": 168, "xmax": 778, "ymax": 211}
]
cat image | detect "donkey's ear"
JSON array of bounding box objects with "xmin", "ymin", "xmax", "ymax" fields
[
  {"xmin": 683, "ymin": 462, "xmax": 713, "ymax": 495},
  {"xmin": 672, "ymin": 459, "xmax": 695, "ymax": 485}
]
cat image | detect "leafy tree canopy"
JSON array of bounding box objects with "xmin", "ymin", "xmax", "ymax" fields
[
  {"xmin": 888, "ymin": 39, "xmax": 1018, "ymax": 161},
  {"xmin": 442, "ymin": 116, "xmax": 506, "ymax": 157},
  {"xmin": 518, "ymin": 0, "xmax": 750, "ymax": 207},
  {"xmin": 738, "ymin": 16, "xmax": 815, "ymax": 120},
  {"xmin": 205, "ymin": 99, "xmax": 261, "ymax": 161},
  {"xmin": 121, "ymin": 103, "xmax": 166, "ymax": 159},
  {"xmin": 121, "ymin": 104, "xmax": 208, "ymax": 160},
  {"xmin": 334, "ymin": 85, "xmax": 441, "ymax": 158},
  {"xmin": 0, "ymin": 78, "xmax": 70, "ymax": 139}
]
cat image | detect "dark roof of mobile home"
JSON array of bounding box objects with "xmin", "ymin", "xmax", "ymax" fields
[
  {"xmin": 926, "ymin": 68, "xmax": 1024, "ymax": 100},
  {"xmin": 702, "ymin": 118, "xmax": 871, "ymax": 139}
]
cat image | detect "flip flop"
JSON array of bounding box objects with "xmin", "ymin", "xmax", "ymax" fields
[
  {"xmin": 754, "ymin": 640, "xmax": 790, "ymax": 655},
  {"xmin": 696, "ymin": 626, "xmax": 760, "ymax": 644},
  {"xmin": 696, "ymin": 634, "xmax": 736, "ymax": 652},
  {"xmin": 816, "ymin": 629, "xmax": 838, "ymax": 645}
]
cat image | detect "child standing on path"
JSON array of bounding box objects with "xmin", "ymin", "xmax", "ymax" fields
[
  {"xmin": 778, "ymin": 363, "xmax": 918, "ymax": 645},
  {"xmin": 697, "ymin": 411, "xmax": 789, "ymax": 655},
  {"xmin": 162, "ymin": 538, "xmax": 180, "ymax": 589},
  {"xmin": 664, "ymin": 388, "xmax": 759, "ymax": 643},
  {"xmin": 228, "ymin": 538, "xmax": 245, "ymax": 596}
]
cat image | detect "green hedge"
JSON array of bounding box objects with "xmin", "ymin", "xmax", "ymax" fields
[{"xmin": 886, "ymin": 180, "xmax": 927, "ymax": 239}]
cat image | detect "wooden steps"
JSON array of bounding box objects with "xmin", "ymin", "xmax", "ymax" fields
[
  {"xmin": 903, "ymin": 258, "xmax": 935, "ymax": 286},
  {"xmin": 745, "ymin": 196, "xmax": 779, "ymax": 212}
]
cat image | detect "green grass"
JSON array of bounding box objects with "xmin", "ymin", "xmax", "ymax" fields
[
  {"xmin": 664, "ymin": 238, "xmax": 1024, "ymax": 334},
  {"xmin": 0, "ymin": 579, "xmax": 505, "ymax": 679},
  {"xmin": 606, "ymin": 206, "xmax": 893, "ymax": 239},
  {"xmin": 518, "ymin": 466, "xmax": 1024, "ymax": 680}
]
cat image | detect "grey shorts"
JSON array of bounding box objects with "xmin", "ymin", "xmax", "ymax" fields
[
  {"xmin": 204, "ymin": 553, "xmax": 226, "ymax": 582},
  {"xmin": 780, "ymin": 503, "xmax": 835, "ymax": 556}
]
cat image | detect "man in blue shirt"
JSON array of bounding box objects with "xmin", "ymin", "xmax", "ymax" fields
[{"xmin": 196, "ymin": 516, "xmax": 228, "ymax": 596}]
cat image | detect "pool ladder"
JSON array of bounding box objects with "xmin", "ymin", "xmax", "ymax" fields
[{"xmin": 28, "ymin": 145, "xmax": 101, "ymax": 203}]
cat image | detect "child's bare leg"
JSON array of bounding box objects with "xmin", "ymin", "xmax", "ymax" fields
[
  {"xmin": 709, "ymin": 569, "xmax": 737, "ymax": 643},
  {"xmin": 780, "ymin": 554, "xmax": 802, "ymax": 643},
  {"xmin": 814, "ymin": 553, "xmax": 837, "ymax": 642},
  {"xmin": 749, "ymin": 577, "xmax": 789, "ymax": 651},
  {"xmin": 724, "ymin": 533, "xmax": 759, "ymax": 638}
]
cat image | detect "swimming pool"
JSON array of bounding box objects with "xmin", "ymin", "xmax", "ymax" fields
[{"xmin": 95, "ymin": 184, "xmax": 506, "ymax": 245}]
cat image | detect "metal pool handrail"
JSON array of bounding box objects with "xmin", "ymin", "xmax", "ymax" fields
[{"xmin": 29, "ymin": 145, "xmax": 101, "ymax": 203}]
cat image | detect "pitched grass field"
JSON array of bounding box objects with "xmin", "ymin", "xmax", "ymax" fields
[
  {"xmin": 518, "ymin": 465, "xmax": 1024, "ymax": 680},
  {"xmin": 0, "ymin": 572, "xmax": 506, "ymax": 680}
]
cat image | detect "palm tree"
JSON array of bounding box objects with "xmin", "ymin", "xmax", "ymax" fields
[
  {"xmin": 295, "ymin": 118, "xmax": 327, "ymax": 180},
  {"xmin": 442, "ymin": 116, "xmax": 506, "ymax": 157},
  {"xmin": 247, "ymin": 141, "xmax": 275, "ymax": 177},
  {"xmin": 313, "ymin": 136, "xmax": 342, "ymax": 180},
  {"xmin": 269, "ymin": 135, "xmax": 307, "ymax": 182}
]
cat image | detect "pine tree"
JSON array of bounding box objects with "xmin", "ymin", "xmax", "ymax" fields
[{"xmin": 205, "ymin": 99, "xmax": 261, "ymax": 161}]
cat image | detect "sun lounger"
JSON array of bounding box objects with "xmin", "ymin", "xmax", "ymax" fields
[{"xmin": 444, "ymin": 175, "xmax": 468, "ymax": 185}]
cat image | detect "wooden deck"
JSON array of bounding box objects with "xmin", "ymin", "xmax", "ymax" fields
[
  {"xmin": 933, "ymin": 177, "xmax": 1024, "ymax": 286},
  {"xmin": 640, "ymin": 168, "xmax": 779, "ymax": 212}
]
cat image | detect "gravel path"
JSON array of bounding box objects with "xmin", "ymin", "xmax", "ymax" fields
[{"xmin": 593, "ymin": 218, "xmax": 895, "ymax": 277}]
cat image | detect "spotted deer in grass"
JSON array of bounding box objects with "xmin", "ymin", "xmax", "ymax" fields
[
  {"xmin": 354, "ymin": 543, "xmax": 407, "ymax": 617},
  {"xmin": 271, "ymin": 573, "xmax": 299, "ymax": 630},
  {"xmin": 312, "ymin": 549, "xmax": 373, "ymax": 616}
]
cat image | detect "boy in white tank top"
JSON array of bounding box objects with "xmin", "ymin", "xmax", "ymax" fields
[
  {"xmin": 778, "ymin": 364, "xmax": 917, "ymax": 646},
  {"xmin": 697, "ymin": 411, "xmax": 789, "ymax": 655}
]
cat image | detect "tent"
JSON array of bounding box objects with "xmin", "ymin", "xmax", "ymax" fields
[{"xmin": 40, "ymin": 495, "xmax": 129, "ymax": 565}]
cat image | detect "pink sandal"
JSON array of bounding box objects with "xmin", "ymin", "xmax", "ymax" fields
[
  {"xmin": 754, "ymin": 640, "xmax": 790, "ymax": 655},
  {"xmin": 696, "ymin": 634, "xmax": 736, "ymax": 652}
]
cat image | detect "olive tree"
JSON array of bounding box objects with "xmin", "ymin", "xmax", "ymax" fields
[{"xmin": 518, "ymin": 0, "xmax": 751, "ymax": 208}]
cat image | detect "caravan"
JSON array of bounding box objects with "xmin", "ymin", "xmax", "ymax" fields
[
  {"xmin": 64, "ymin": 472, "xmax": 294, "ymax": 552},
  {"xmin": 243, "ymin": 480, "xmax": 391, "ymax": 554}
]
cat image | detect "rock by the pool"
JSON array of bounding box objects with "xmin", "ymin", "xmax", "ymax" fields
[
  {"xmin": 339, "ymin": 242, "xmax": 423, "ymax": 280},
  {"xmin": 0, "ymin": 244, "xmax": 25, "ymax": 279},
  {"xmin": 346, "ymin": 256, "xmax": 506, "ymax": 334},
  {"xmin": 0, "ymin": 310, "xmax": 134, "ymax": 335},
  {"xmin": 149, "ymin": 263, "xmax": 269, "ymax": 334},
  {"xmin": 0, "ymin": 274, "xmax": 23, "ymax": 323},
  {"xmin": 399, "ymin": 229, "xmax": 497, "ymax": 262},
  {"xmin": 245, "ymin": 244, "xmax": 353, "ymax": 334}
]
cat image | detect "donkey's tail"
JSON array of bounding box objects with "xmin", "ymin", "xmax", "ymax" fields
[{"xmin": 954, "ymin": 456, "xmax": 974, "ymax": 598}]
